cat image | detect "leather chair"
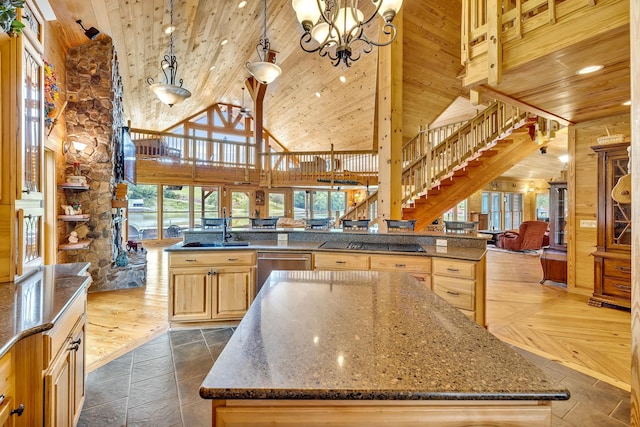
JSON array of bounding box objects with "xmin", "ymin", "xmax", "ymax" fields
[{"xmin": 496, "ymin": 221, "xmax": 549, "ymax": 251}]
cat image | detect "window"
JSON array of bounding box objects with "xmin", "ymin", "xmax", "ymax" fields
[
  {"xmin": 312, "ymin": 191, "xmax": 328, "ymax": 219},
  {"xmin": 444, "ymin": 200, "xmax": 467, "ymax": 221},
  {"xmin": 330, "ymin": 192, "xmax": 346, "ymax": 219},
  {"xmin": 268, "ymin": 192, "xmax": 285, "ymax": 218},
  {"xmin": 162, "ymin": 186, "xmax": 189, "ymax": 238},
  {"xmin": 504, "ymin": 193, "xmax": 523, "ymax": 230},
  {"xmin": 230, "ymin": 190, "xmax": 250, "ymax": 227},
  {"xmin": 482, "ymin": 191, "xmax": 523, "ymax": 230},
  {"xmin": 536, "ymin": 193, "xmax": 549, "ymax": 221},
  {"xmin": 195, "ymin": 186, "xmax": 219, "ymax": 227},
  {"xmin": 128, "ymin": 184, "xmax": 159, "ymax": 240},
  {"xmin": 293, "ymin": 190, "xmax": 308, "ymax": 219}
]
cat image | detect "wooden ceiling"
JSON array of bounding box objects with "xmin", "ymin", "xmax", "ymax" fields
[{"xmin": 46, "ymin": 0, "xmax": 628, "ymax": 180}]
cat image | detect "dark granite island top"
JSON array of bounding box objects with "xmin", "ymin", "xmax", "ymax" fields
[
  {"xmin": 200, "ymin": 270, "xmax": 568, "ymax": 426},
  {"xmin": 0, "ymin": 263, "xmax": 91, "ymax": 358}
]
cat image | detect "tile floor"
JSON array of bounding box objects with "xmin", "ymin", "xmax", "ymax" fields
[{"xmin": 78, "ymin": 327, "xmax": 630, "ymax": 427}]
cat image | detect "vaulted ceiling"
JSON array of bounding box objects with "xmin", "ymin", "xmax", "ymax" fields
[
  {"xmin": 49, "ymin": 0, "xmax": 466, "ymax": 153},
  {"xmin": 47, "ymin": 0, "xmax": 629, "ymax": 180}
]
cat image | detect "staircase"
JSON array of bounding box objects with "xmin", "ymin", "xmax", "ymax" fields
[
  {"xmin": 341, "ymin": 101, "xmax": 541, "ymax": 229},
  {"xmin": 400, "ymin": 101, "xmax": 540, "ymax": 230}
]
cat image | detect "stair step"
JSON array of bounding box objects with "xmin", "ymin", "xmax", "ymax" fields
[
  {"xmin": 439, "ymin": 178, "xmax": 455, "ymax": 187},
  {"xmin": 481, "ymin": 149, "xmax": 499, "ymax": 157},
  {"xmin": 453, "ymin": 169, "xmax": 468, "ymax": 178}
]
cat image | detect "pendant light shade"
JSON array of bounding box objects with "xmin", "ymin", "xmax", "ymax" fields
[
  {"xmin": 246, "ymin": 0, "xmax": 281, "ymax": 85},
  {"xmin": 147, "ymin": 0, "xmax": 191, "ymax": 107}
]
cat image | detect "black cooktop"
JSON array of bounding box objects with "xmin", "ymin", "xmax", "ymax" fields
[{"xmin": 318, "ymin": 241, "xmax": 425, "ymax": 253}]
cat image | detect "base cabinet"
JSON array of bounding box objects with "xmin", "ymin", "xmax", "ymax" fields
[{"xmin": 169, "ymin": 251, "xmax": 256, "ymax": 323}]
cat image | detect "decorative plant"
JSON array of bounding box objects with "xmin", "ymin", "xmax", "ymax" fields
[
  {"xmin": 44, "ymin": 60, "xmax": 59, "ymax": 127},
  {"xmin": 0, "ymin": 0, "xmax": 25, "ymax": 36}
]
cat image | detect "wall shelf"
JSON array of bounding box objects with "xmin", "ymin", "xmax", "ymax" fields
[
  {"xmin": 59, "ymin": 241, "xmax": 91, "ymax": 251},
  {"xmin": 58, "ymin": 214, "xmax": 90, "ymax": 222},
  {"xmin": 58, "ymin": 184, "xmax": 89, "ymax": 191}
]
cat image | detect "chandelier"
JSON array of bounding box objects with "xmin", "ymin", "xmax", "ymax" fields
[
  {"xmin": 246, "ymin": 0, "xmax": 282, "ymax": 85},
  {"xmin": 147, "ymin": 0, "xmax": 191, "ymax": 107},
  {"xmin": 292, "ymin": 0, "xmax": 403, "ymax": 67}
]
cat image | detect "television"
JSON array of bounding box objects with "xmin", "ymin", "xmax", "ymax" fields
[{"xmin": 122, "ymin": 127, "xmax": 137, "ymax": 185}]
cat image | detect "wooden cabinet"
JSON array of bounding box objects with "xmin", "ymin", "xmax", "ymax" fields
[
  {"xmin": 1, "ymin": 351, "xmax": 23, "ymax": 427},
  {"xmin": 369, "ymin": 254, "xmax": 431, "ymax": 287},
  {"xmin": 169, "ymin": 251, "xmax": 256, "ymax": 323},
  {"xmin": 432, "ymin": 258, "xmax": 486, "ymax": 326},
  {"xmin": 43, "ymin": 293, "xmax": 86, "ymax": 427},
  {"xmin": 313, "ymin": 253, "xmax": 370, "ymax": 270},
  {"xmin": 540, "ymin": 181, "xmax": 567, "ymax": 284},
  {"xmin": 590, "ymin": 142, "xmax": 631, "ymax": 309}
]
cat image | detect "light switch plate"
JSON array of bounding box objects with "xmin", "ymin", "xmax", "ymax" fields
[
  {"xmin": 580, "ymin": 220, "xmax": 597, "ymax": 228},
  {"xmin": 436, "ymin": 239, "xmax": 447, "ymax": 247}
]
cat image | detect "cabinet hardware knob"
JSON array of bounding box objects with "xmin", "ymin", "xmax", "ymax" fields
[
  {"xmin": 11, "ymin": 404, "xmax": 25, "ymax": 416},
  {"xmin": 615, "ymin": 266, "xmax": 631, "ymax": 274},
  {"xmin": 69, "ymin": 343, "xmax": 80, "ymax": 351},
  {"xmin": 71, "ymin": 337, "xmax": 82, "ymax": 346},
  {"xmin": 336, "ymin": 261, "xmax": 346, "ymax": 264},
  {"xmin": 185, "ymin": 259, "xmax": 197, "ymax": 262},
  {"xmin": 395, "ymin": 264, "xmax": 406, "ymax": 267},
  {"xmin": 22, "ymin": 189, "xmax": 31, "ymax": 194},
  {"xmin": 446, "ymin": 291, "xmax": 460, "ymax": 296},
  {"xmin": 446, "ymin": 268, "xmax": 460, "ymax": 272},
  {"xmin": 227, "ymin": 258, "xmax": 239, "ymax": 261}
]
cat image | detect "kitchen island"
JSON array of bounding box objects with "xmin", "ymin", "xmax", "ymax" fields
[{"xmin": 200, "ymin": 270, "xmax": 569, "ymax": 426}]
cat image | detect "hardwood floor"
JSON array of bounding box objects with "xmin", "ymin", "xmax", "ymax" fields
[{"xmin": 85, "ymin": 243, "xmax": 632, "ymax": 391}]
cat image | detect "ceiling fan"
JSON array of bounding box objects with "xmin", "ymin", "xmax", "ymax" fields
[{"xmin": 239, "ymin": 87, "xmax": 251, "ymax": 118}]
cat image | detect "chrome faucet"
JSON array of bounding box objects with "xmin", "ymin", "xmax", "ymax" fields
[{"xmin": 222, "ymin": 207, "xmax": 231, "ymax": 243}]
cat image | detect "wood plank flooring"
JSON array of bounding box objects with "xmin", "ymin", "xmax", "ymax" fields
[{"xmin": 85, "ymin": 243, "xmax": 632, "ymax": 391}]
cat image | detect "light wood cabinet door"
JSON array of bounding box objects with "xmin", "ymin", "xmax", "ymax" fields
[
  {"xmin": 212, "ymin": 267, "xmax": 254, "ymax": 320},
  {"xmin": 44, "ymin": 345, "xmax": 73, "ymax": 427},
  {"xmin": 170, "ymin": 267, "xmax": 213, "ymax": 321},
  {"xmin": 70, "ymin": 323, "xmax": 85, "ymax": 427}
]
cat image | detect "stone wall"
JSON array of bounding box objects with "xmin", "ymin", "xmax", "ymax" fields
[{"xmin": 62, "ymin": 36, "xmax": 144, "ymax": 291}]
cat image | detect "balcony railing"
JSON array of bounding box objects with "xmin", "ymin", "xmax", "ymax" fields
[{"xmin": 260, "ymin": 147, "xmax": 379, "ymax": 187}]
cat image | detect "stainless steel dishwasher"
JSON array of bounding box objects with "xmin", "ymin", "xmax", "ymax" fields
[{"xmin": 256, "ymin": 252, "xmax": 312, "ymax": 293}]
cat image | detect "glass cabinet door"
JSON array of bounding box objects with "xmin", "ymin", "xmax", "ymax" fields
[
  {"xmin": 608, "ymin": 154, "xmax": 631, "ymax": 248},
  {"xmin": 548, "ymin": 181, "xmax": 567, "ymax": 250}
]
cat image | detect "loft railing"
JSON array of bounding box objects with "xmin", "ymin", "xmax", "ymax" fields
[
  {"xmin": 260, "ymin": 146, "xmax": 378, "ymax": 187},
  {"xmin": 462, "ymin": 0, "xmax": 592, "ymax": 84},
  {"xmin": 129, "ymin": 128, "xmax": 256, "ymax": 170},
  {"xmin": 401, "ymin": 101, "xmax": 530, "ymax": 203}
]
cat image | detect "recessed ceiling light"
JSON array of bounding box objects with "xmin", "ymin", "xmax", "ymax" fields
[
  {"xmin": 622, "ymin": 100, "xmax": 631, "ymax": 106},
  {"xmin": 221, "ymin": 39, "xmax": 228, "ymax": 46},
  {"xmin": 576, "ymin": 65, "xmax": 603, "ymax": 75},
  {"xmin": 339, "ymin": 76, "xmax": 346, "ymax": 83},
  {"xmin": 315, "ymin": 92, "xmax": 321, "ymax": 98},
  {"xmin": 209, "ymin": 65, "xmax": 216, "ymax": 71},
  {"xmin": 238, "ymin": 1, "xmax": 247, "ymax": 7},
  {"xmin": 163, "ymin": 25, "xmax": 175, "ymax": 34}
]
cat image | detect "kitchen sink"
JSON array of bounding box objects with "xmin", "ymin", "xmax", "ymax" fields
[
  {"xmin": 318, "ymin": 241, "xmax": 425, "ymax": 253},
  {"xmin": 182, "ymin": 241, "xmax": 250, "ymax": 248}
]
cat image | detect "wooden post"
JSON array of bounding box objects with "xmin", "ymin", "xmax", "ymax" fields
[
  {"xmin": 246, "ymin": 72, "xmax": 269, "ymax": 174},
  {"xmin": 487, "ymin": 0, "xmax": 502, "ymax": 86},
  {"xmin": 376, "ymin": 9, "xmax": 403, "ymax": 231},
  {"xmin": 630, "ymin": 1, "xmax": 639, "ymax": 425}
]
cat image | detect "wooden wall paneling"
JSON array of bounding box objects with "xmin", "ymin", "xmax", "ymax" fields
[
  {"xmin": 630, "ymin": 1, "xmax": 639, "ymax": 425},
  {"xmin": 572, "ymin": 114, "xmax": 631, "ymax": 295},
  {"xmin": 566, "ymin": 125, "xmax": 577, "ymax": 293}
]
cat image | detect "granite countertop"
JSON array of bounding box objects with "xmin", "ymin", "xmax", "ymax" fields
[
  {"xmin": 200, "ymin": 270, "xmax": 569, "ymax": 401},
  {"xmin": 166, "ymin": 241, "xmax": 487, "ymax": 262},
  {"xmin": 0, "ymin": 263, "xmax": 92, "ymax": 358}
]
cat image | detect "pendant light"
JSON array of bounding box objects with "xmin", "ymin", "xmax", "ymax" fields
[
  {"xmin": 246, "ymin": 0, "xmax": 282, "ymax": 85},
  {"xmin": 147, "ymin": 0, "xmax": 191, "ymax": 107}
]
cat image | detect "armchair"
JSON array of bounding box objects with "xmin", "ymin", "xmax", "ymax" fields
[{"xmin": 496, "ymin": 221, "xmax": 549, "ymax": 251}]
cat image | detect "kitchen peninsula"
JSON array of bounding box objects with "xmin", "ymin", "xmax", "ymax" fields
[
  {"xmin": 166, "ymin": 228, "xmax": 488, "ymax": 326},
  {"xmin": 200, "ymin": 270, "xmax": 569, "ymax": 426}
]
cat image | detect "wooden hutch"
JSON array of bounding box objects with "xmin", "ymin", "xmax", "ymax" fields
[
  {"xmin": 589, "ymin": 142, "xmax": 631, "ymax": 309},
  {"xmin": 540, "ymin": 180, "xmax": 567, "ymax": 284}
]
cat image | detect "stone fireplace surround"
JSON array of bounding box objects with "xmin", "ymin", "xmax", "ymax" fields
[{"xmin": 62, "ymin": 36, "xmax": 146, "ymax": 292}]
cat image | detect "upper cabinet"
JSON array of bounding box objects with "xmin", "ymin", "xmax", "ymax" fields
[{"xmin": 0, "ymin": 0, "xmax": 46, "ymax": 281}]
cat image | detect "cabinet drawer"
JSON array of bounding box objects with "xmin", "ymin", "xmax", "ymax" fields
[
  {"xmin": 433, "ymin": 284, "xmax": 474, "ymax": 311},
  {"xmin": 369, "ymin": 255, "xmax": 431, "ymax": 273},
  {"xmin": 603, "ymin": 276, "xmax": 631, "ymax": 299},
  {"xmin": 603, "ymin": 259, "xmax": 631, "ymax": 280},
  {"xmin": 43, "ymin": 292, "xmax": 87, "ymax": 368},
  {"xmin": 313, "ymin": 253, "xmax": 369, "ymax": 270},
  {"xmin": 170, "ymin": 251, "xmax": 256, "ymax": 267},
  {"xmin": 432, "ymin": 258, "xmax": 475, "ymax": 279}
]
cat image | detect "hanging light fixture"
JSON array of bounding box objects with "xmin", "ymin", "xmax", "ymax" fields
[
  {"xmin": 147, "ymin": 0, "xmax": 191, "ymax": 107},
  {"xmin": 246, "ymin": 0, "xmax": 282, "ymax": 85},
  {"xmin": 292, "ymin": 0, "xmax": 403, "ymax": 67}
]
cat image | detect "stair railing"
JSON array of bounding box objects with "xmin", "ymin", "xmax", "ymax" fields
[
  {"xmin": 341, "ymin": 191, "xmax": 378, "ymax": 222},
  {"xmin": 401, "ymin": 101, "xmax": 530, "ymax": 203}
]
